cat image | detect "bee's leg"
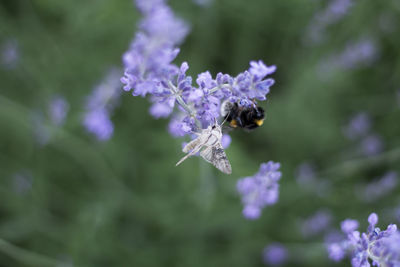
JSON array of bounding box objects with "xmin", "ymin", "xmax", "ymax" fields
[{"xmin": 236, "ymin": 116, "xmax": 244, "ymax": 128}]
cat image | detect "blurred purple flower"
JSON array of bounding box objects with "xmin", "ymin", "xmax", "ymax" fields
[
  {"xmin": 360, "ymin": 134, "xmax": 383, "ymax": 156},
  {"xmin": 83, "ymin": 109, "xmax": 114, "ymax": 141},
  {"xmin": 325, "ymin": 230, "xmax": 345, "ymax": 244},
  {"xmin": 168, "ymin": 117, "xmax": 191, "ymax": 137},
  {"xmin": 301, "ymin": 210, "xmax": 332, "ymax": 237},
  {"xmin": 319, "ymin": 38, "xmax": 378, "ymax": 78},
  {"xmin": 49, "ymin": 96, "xmax": 69, "ymax": 126},
  {"xmin": 295, "ymin": 162, "xmax": 316, "ymax": 185},
  {"xmin": 83, "ymin": 68, "xmax": 121, "ymax": 141},
  {"xmin": 262, "ymin": 243, "xmax": 288, "ymax": 266},
  {"xmin": 339, "ymin": 38, "xmax": 378, "ymax": 69},
  {"xmin": 12, "ymin": 171, "xmax": 33, "ymax": 195},
  {"xmin": 193, "ymin": 0, "xmax": 212, "ymax": 6},
  {"xmin": 326, "ymin": 213, "xmax": 400, "ymax": 266},
  {"xmin": 31, "ymin": 96, "xmax": 70, "ymax": 146},
  {"xmin": 221, "ymin": 134, "xmax": 231, "ymax": 149},
  {"xmin": 356, "ymin": 171, "xmax": 398, "ymax": 202},
  {"xmin": 1, "ymin": 39, "xmax": 19, "ymax": 69},
  {"xmin": 237, "ymin": 161, "xmax": 282, "ymax": 220},
  {"xmin": 31, "ymin": 112, "xmax": 51, "ymax": 146},
  {"xmin": 327, "ymin": 242, "xmax": 347, "ymax": 262},
  {"xmin": 341, "ymin": 219, "xmax": 359, "ymax": 234},
  {"xmin": 295, "ymin": 162, "xmax": 331, "ymax": 197},
  {"xmin": 305, "ymin": 0, "xmax": 353, "ymax": 44},
  {"xmin": 343, "ymin": 112, "xmax": 371, "ymax": 140}
]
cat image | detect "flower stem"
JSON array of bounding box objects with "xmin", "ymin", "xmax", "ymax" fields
[
  {"xmin": 167, "ymin": 81, "xmax": 195, "ymax": 116},
  {"xmin": 209, "ymin": 84, "xmax": 232, "ymax": 94},
  {"xmin": 0, "ymin": 238, "xmax": 61, "ymax": 267},
  {"xmin": 167, "ymin": 81, "xmax": 203, "ymax": 129}
]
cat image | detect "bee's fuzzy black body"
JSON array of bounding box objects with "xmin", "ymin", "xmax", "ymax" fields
[{"xmin": 221, "ymin": 101, "xmax": 265, "ymax": 131}]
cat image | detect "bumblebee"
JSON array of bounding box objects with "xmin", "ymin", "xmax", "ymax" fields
[{"xmin": 221, "ymin": 100, "xmax": 265, "ymax": 130}]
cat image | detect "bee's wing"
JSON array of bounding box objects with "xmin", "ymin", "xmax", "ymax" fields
[
  {"xmin": 200, "ymin": 143, "xmax": 232, "ymax": 174},
  {"xmin": 221, "ymin": 124, "xmax": 235, "ymax": 133}
]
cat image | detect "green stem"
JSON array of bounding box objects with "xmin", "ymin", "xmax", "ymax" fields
[
  {"xmin": 167, "ymin": 81, "xmax": 195, "ymax": 116},
  {"xmin": 167, "ymin": 81, "xmax": 204, "ymax": 130},
  {"xmin": 208, "ymin": 84, "xmax": 231, "ymax": 94},
  {"xmin": 321, "ymin": 146, "xmax": 400, "ymax": 180},
  {"xmin": 0, "ymin": 238, "xmax": 61, "ymax": 267},
  {"xmin": 0, "ymin": 94, "xmax": 136, "ymax": 200}
]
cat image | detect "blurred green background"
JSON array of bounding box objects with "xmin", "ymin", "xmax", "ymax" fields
[{"xmin": 1, "ymin": 0, "xmax": 400, "ymax": 266}]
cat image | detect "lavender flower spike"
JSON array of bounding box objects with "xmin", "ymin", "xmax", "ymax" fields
[
  {"xmin": 1, "ymin": 39, "xmax": 19, "ymax": 69},
  {"xmin": 326, "ymin": 213, "xmax": 400, "ymax": 267},
  {"xmin": 49, "ymin": 96, "xmax": 69, "ymax": 126},
  {"xmin": 343, "ymin": 112, "xmax": 371, "ymax": 140},
  {"xmin": 262, "ymin": 243, "xmax": 288, "ymax": 266},
  {"xmin": 83, "ymin": 68, "xmax": 121, "ymax": 141},
  {"xmin": 237, "ymin": 161, "xmax": 282, "ymax": 220},
  {"xmin": 300, "ymin": 209, "xmax": 332, "ymax": 237},
  {"xmin": 122, "ymin": 0, "xmax": 277, "ymax": 137}
]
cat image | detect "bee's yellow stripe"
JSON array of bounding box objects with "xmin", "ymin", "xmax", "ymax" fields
[
  {"xmin": 254, "ymin": 119, "xmax": 264, "ymax": 126},
  {"xmin": 230, "ymin": 120, "xmax": 238, "ymax": 128}
]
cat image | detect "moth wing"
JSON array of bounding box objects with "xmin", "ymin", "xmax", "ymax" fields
[
  {"xmin": 176, "ymin": 143, "xmax": 204, "ymax": 166},
  {"xmin": 183, "ymin": 136, "xmax": 202, "ymax": 153},
  {"xmin": 177, "ymin": 134, "xmax": 208, "ymax": 166},
  {"xmin": 200, "ymin": 143, "xmax": 232, "ymax": 174},
  {"xmin": 199, "ymin": 146, "xmax": 213, "ymax": 164}
]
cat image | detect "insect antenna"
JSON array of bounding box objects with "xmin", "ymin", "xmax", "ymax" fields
[{"xmin": 220, "ymin": 109, "xmax": 231, "ymax": 126}]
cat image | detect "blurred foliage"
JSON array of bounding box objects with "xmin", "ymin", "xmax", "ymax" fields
[{"xmin": 1, "ymin": 0, "xmax": 400, "ymax": 266}]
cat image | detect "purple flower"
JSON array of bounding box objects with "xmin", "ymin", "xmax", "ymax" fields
[
  {"xmin": 249, "ymin": 60, "xmax": 276, "ymax": 81},
  {"xmin": 294, "ymin": 162, "xmax": 331, "ymax": 197},
  {"xmin": 360, "ymin": 134, "xmax": 383, "ymax": 156},
  {"xmin": 305, "ymin": 0, "xmax": 353, "ymax": 44},
  {"xmin": 326, "ymin": 213, "xmax": 400, "ymax": 266},
  {"xmin": 83, "ymin": 68, "xmax": 121, "ymax": 141},
  {"xmin": 221, "ymin": 134, "xmax": 231, "ymax": 149},
  {"xmin": 83, "ymin": 109, "xmax": 114, "ymax": 141},
  {"xmin": 339, "ymin": 38, "xmax": 378, "ymax": 69},
  {"xmin": 237, "ymin": 161, "xmax": 282, "ymax": 220},
  {"xmin": 168, "ymin": 116, "xmax": 193, "ymax": 137},
  {"xmin": 1, "ymin": 39, "xmax": 19, "ymax": 69},
  {"xmin": 300, "ymin": 210, "xmax": 332, "ymax": 237},
  {"xmin": 49, "ymin": 96, "xmax": 69, "ymax": 126},
  {"xmin": 295, "ymin": 162, "xmax": 316, "ymax": 186},
  {"xmin": 121, "ymin": 0, "xmax": 189, "ymax": 95},
  {"xmin": 12, "ymin": 171, "xmax": 33, "ymax": 195},
  {"xmin": 356, "ymin": 171, "xmax": 398, "ymax": 202},
  {"xmin": 149, "ymin": 97, "xmax": 175, "ymax": 118},
  {"xmin": 121, "ymin": 0, "xmax": 277, "ymax": 139},
  {"xmin": 327, "ymin": 242, "xmax": 347, "ymax": 261},
  {"xmin": 320, "ymin": 38, "xmax": 378, "ymax": 76},
  {"xmin": 341, "ymin": 219, "xmax": 359, "ymax": 234},
  {"xmin": 31, "ymin": 112, "xmax": 51, "ymax": 146},
  {"xmin": 343, "ymin": 112, "xmax": 371, "ymax": 140},
  {"xmin": 262, "ymin": 243, "xmax": 288, "ymax": 266}
]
